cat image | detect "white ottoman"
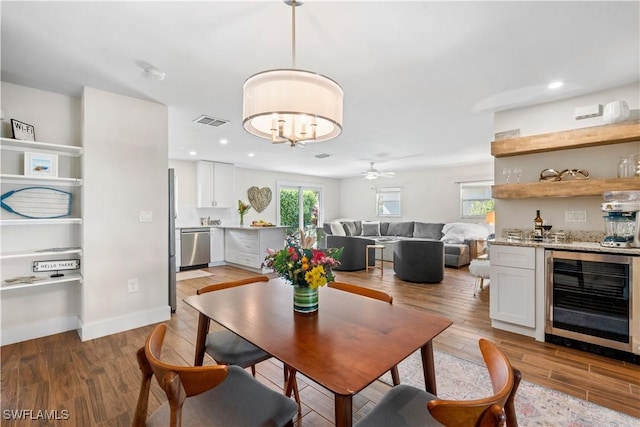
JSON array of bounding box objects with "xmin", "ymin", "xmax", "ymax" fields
[{"xmin": 469, "ymin": 258, "xmax": 490, "ymax": 296}]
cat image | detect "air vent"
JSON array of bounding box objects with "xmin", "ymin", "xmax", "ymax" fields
[
  {"xmin": 315, "ymin": 153, "xmax": 331, "ymax": 159},
  {"xmin": 193, "ymin": 115, "xmax": 229, "ymax": 127}
]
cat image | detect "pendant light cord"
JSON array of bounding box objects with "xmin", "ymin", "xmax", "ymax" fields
[{"xmin": 291, "ymin": 0, "xmax": 296, "ymax": 69}]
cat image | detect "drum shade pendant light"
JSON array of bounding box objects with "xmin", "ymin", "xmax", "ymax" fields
[{"xmin": 242, "ymin": 0, "xmax": 343, "ymax": 147}]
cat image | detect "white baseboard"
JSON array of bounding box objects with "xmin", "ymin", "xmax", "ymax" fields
[
  {"xmin": 1, "ymin": 315, "xmax": 79, "ymax": 346},
  {"xmin": 78, "ymin": 305, "xmax": 171, "ymax": 342}
]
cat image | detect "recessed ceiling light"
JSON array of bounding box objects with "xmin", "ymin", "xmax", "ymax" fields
[
  {"xmin": 248, "ymin": 153, "xmax": 255, "ymax": 157},
  {"xmin": 548, "ymin": 81, "xmax": 564, "ymax": 89},
  {"xmin": 220, "ymin": 139, "xmax": 228, "ymax": 145},
  {"xmin": 189, "ymin": 151, "xmax": 197, "ymax": 156}
]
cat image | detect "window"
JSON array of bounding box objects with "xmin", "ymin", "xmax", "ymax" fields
[
  {"xmin": 460, "ymin": 181, "xmax": 494, "ymax": 219},
  {"xmin": 376, "ymin": 187, "xmax": 401, "ymax": 217}
]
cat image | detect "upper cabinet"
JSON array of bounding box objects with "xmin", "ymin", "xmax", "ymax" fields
[
  {"xmin": 492, "ymin": 121, "xmax": 640, "ymax": 199},
  {"xmin": 196, "ymin": 161, "xmax": 235, "ymax": 208}
]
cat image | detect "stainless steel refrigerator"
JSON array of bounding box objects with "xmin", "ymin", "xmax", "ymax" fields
[{"xmin": 168, "ymin": 168, "xmax": 177, "ymax": 312}]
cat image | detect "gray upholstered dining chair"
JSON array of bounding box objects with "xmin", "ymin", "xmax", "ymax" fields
[
  {"xmin": 355, "ymin": 338, "xmax": 521, "ymax": 427},
  {"xmin": 132, "ymin": 323, "xmax": 298, "ymax": 427},
  {"xmin": 194, "ymin": 275, "xmax": 301, "ymax": 411}
]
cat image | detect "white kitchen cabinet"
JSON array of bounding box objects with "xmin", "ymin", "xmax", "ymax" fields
[
  {"xmin": 490, "ymin": 245, "xmax": 536, "ymax": 332},
  {"xmin": 196, "ymin": 161, "xmax": 234, "ymax": 208},
  {"xmin": 224, "ymin": 227, "xmax": 286, "ymax": 272},
  {"xmin": 209, "ymin": 228, "xmax": 225, "ymax": 265}
]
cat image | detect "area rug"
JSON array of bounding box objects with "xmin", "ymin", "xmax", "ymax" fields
[
  {"xmin": 380, "ymin": 350, "xmax": 638, "ymax": 426},
  {"xmin": 176, "ymin": 269, "xmax": 213, "ymax": 281}
]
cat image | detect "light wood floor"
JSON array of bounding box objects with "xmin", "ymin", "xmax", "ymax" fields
[{"xmin": 1, "ymin": 264, "xmax": 639, "ymax": 426}]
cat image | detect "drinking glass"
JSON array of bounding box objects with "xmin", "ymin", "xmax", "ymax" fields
[
  {"xmin": 513, "ymin": 167, "xmax": 523, "ymax": 184},
  {"xmin": 502, "ymin": 167, "xmax": 512, "ymax": 184}
]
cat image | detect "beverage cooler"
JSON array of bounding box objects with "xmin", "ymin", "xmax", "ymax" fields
[{"xmin": 545, "ymin": 250, "xmax": 640, "ymax": 356}]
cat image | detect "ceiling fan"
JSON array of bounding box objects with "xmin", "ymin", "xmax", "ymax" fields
[{"xmin": 361, "ymin": 162, "xmax": 396, "ymax": 180}]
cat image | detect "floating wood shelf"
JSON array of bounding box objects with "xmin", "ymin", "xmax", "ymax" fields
[
  {"xmin": 492, "ymin": 177, "xmax": 640, "ymax": 199},
  {"xmin": 491, "ymin": 120, "xmax": 640, "ymax": 158}
]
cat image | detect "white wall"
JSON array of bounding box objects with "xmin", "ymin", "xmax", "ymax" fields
[
  {"xmin": 338, "ymin": 162, "xmax": 494, "ymax": 223},
  {"xmin": 493, "ymin": 83, "xmax": 640, "ymax": 238},
  {"xmin": 169, "ymin": 160, "xmax": 341, "ymax": 227},
  {"xmin": 80, "ymin": 87, "xmax": 169, "ymax": 341},
  {"xmin": 1, "ymin": 82, "xmax": 83, "ymax": 344}
]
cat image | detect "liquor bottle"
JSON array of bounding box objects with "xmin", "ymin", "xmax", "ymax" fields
[{"xmin": 533, "ymin": 210, "xmax": 543, "ymax": 241}]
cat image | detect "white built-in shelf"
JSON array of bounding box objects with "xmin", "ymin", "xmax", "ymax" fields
[
  {"xmin": 0, "ymin": 218, "xmax": 82, "ymax": 226},
  {"xmin": 0, "ymin": 273, "xmax": 83, "ymax": 292},
  {"xmin": 0, "ymin": 174, "xmax": 83, "ymax": 186},
  {"xmin": 0, "ymin": 137, "xmax": 83, "ymax": 157},
  {"xmin": 0, "ymin": 248, "xmax": 83, "ymax": 260}
]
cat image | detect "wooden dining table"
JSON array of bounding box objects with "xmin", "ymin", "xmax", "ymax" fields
[{"xmin": 183, "ymin": 278, "xmax": 453, "ymax": 427}]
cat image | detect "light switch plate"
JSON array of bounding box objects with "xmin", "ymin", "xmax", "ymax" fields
[{"xmin": 139, "ymin": 211, "xmax": 152, "ymax": 222}]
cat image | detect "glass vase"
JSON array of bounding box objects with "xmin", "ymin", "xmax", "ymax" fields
[
  {"xmin": 239, "ymin": 213, "xmax": 244, "ymax": 226},
  {"xmin": 293, "ymin": 285, "xmax": 319, "ymax": 314}
]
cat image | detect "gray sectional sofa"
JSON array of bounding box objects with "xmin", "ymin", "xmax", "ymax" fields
[{"xmin": 323, "ymin": 220, "xmax": 488, "ymax": 269}]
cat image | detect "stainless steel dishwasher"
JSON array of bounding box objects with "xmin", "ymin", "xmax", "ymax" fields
[{"xmin": 180, "ymin": 228, "xmax": 210, "ymax": 269}]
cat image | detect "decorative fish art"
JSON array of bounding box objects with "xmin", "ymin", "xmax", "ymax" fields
[{"xmin": 1, "ymin": 187, "xmax": 72, "ymax": 219}]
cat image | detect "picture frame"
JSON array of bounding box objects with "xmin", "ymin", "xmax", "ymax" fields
[
  {"xmin": 11, "ymin": 119, "xmax": 36, "ymax": 141},
  {"xmin": 24, "ymin": 152, "xmax": 58, "ymax": 177}
]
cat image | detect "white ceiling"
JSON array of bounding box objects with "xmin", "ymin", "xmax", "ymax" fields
[{"xmin": 2, "ymin": 1, "xmax": 639, "ymax": 179}]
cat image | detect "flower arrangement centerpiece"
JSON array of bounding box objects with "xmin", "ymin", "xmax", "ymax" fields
[
  {"xmin": 237, "ymin": 200, "xmax": 251, "ymax": 225},
  {"xmin": 263, "ymin": 229, "xmax": 343, "ymax": 313}
]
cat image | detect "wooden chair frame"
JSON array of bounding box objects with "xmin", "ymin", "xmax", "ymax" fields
[
  {"xmin": 427, "ymin": 338, "xmax": 520, "ymax": 427},
  {"xmin": 195, "ymin": 275, "xmax": 301, "ymax": 412}
]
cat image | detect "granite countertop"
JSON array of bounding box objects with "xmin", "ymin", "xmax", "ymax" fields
[
  {"xmin": 176, "ymin": 225, "xmax": 288, "ymax": 230},
  {"xmin": 491, "ymin": 238, "xmax": 640, "ymax": 255}
]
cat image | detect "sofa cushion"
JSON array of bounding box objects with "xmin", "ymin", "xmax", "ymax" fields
[
  {"xmin": 413, "ymin": 222, "xmax": 444, "ymax": 239},
  {"xmin": 362, "ymin": 221, "xmax": 381, "ymax": 236},
  {"xmin": 342, "ymin": 221, "xmax": 357, "ymax": 236},
  {"xmin": 387, "ymin": 222, "xmax": 414, "ymax": 238},
  {"xmin": 330, "ymin": 221, "xmax": 347, "ymax": 236},
  {"xmin": 322, "ymin": 223, "xmax": 333, "ymax": 235},
  {"xmin": 444, "ymin": 243, "xmax": 468, "ymax": 256}
]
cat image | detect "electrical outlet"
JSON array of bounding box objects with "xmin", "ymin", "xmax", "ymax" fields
[
  {"xmin": 565, "ymin": 210, "xmax": 587, "ymax": 222},
  {"xmin": 139, "ymin": 211, "xmax": 152, "ymax": 222},
  {"xmin": 128, "ymin": 278, "xmax": 139, "ymax": 293}
]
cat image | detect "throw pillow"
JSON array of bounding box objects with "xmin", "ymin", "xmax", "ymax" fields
[
  {"xmin": 380, "ymin": 222, "xmax": 390, "ymax": 236},
  {"xmin": 361, "ymin": 220, "xmax": 381, "ymax": 236},
  {"xmin": 342, "ymin": 221, "xmax": 357, "ymax": 237},
  {"xmin": 441, "ymin": 222, "xmax": 489, "ymax": 243},
  {"xmin": 413, "ymin": 222, "xmax": 445, "ymax": 239},
  {"xmin": 387, "ymin": 222, "xmax": 414, "ymax": 237},
  {"xmin": 354, "ymin": 220, "xmax": 363, "ymax": 236},
  {"xmin": 329, "ymin": 221, "xmax": 347, "ymax": 236}
]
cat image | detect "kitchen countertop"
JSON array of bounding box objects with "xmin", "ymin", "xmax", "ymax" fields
[
  {"xmin": 176, "ymin": 225, "xmax": 288, "ymax": 230},
  {"xmin": 491, "ymin": 238, "xmax": 640, "ymax": 255}
]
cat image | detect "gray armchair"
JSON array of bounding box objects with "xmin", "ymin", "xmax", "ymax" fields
[
  {"xmin": 327, "ymin": 235, "xmax": 376, "ymax": 271},
  {"xmin": 393, "ymin": 239, "xmax": 444, "ymax": 283}
]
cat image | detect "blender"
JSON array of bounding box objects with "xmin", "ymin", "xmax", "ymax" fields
[{"xmin": 601, "ymin": 191, "xmax": 640, "ymax": 247}]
